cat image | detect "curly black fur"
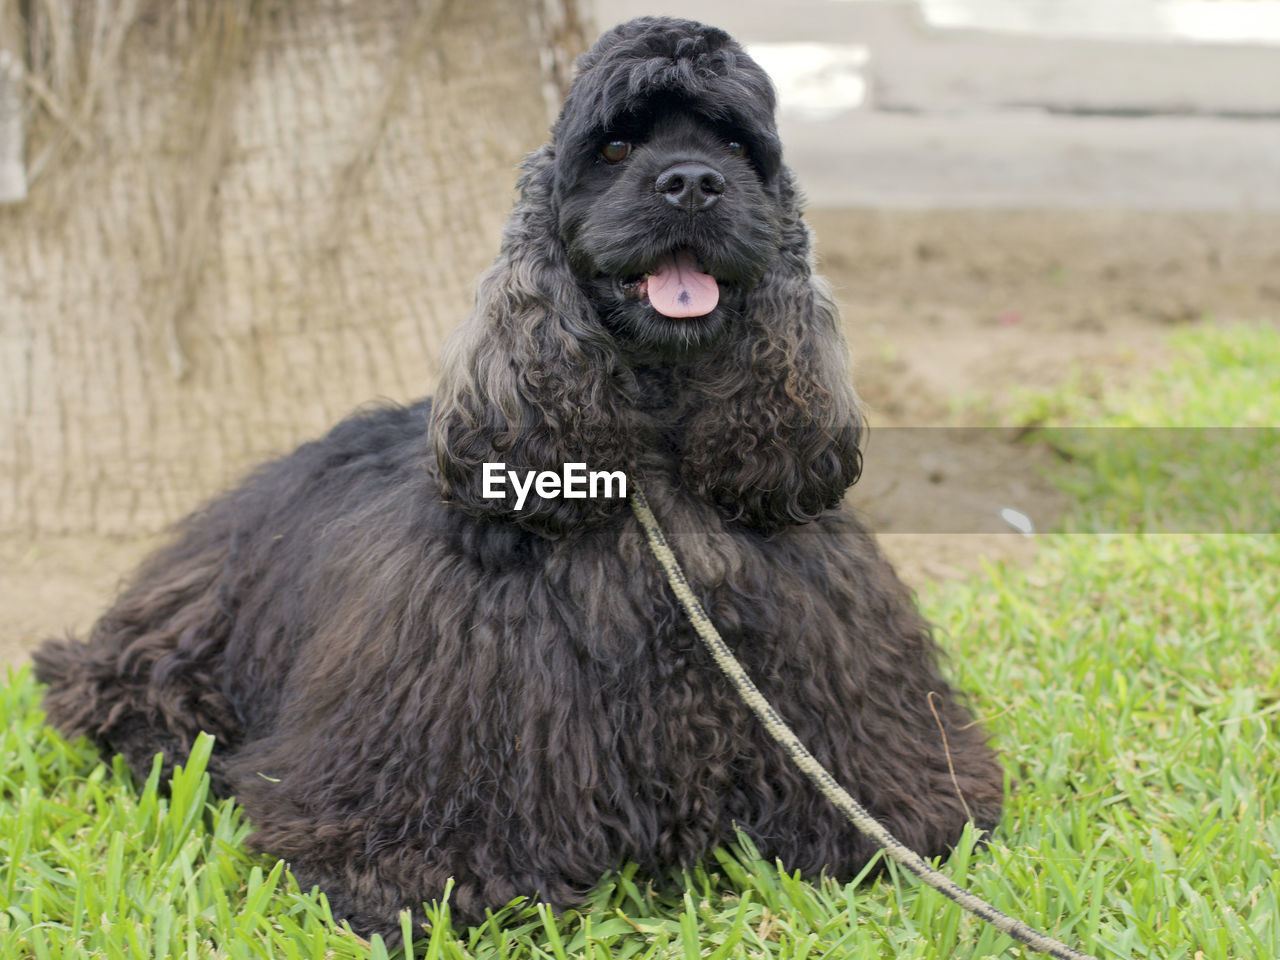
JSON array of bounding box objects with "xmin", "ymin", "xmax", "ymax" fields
[{"xmin": 34, "ymin": 17, "xmax": 1003, "ymax": 941}]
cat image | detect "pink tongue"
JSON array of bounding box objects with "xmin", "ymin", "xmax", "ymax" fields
[{"xmin": 646, "ymin": 249, "xmax": 719, "ymax": 318}]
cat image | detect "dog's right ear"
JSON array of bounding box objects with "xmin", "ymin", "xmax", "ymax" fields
[{"xmin": 431, "ymin": 148, "xmax": 635, "ymax": 538}]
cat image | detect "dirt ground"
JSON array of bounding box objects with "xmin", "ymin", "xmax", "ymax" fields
[{"xmin": 4, "ymin": 207, "xmax": 1278, "ymax": 666}]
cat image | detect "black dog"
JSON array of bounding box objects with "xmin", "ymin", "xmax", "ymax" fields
[{"xmin": 35, "ymin": 17, "xmax": 1003, "ymax": 938}]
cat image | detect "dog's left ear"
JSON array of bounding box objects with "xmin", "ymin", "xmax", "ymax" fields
[
  {"xmin": 431, "ymin": 147, "xmax": 635, "ymax": 538},
  {"xmin": 679, "ymin": 174, "xmax": 863, "ymax": 533}
]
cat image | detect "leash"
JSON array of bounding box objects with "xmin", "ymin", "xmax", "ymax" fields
[{"xmin": 628, "ymin": 484, "xmax": 1099, "ymax": 960}]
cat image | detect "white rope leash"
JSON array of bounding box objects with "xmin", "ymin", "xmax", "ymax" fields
[{"xmin": 628, "ymin": 485, "xmax": 1098, "ymax": 960}]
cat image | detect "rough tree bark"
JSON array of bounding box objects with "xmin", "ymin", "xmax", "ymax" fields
[{"xmin": 0, "ymin": 0, "xmax": 590, "ymax": 537}]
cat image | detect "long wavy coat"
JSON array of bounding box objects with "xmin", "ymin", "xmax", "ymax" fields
[{"xmin": 34, "ymin": 17, "xmax": 1004, "ymax": 938}]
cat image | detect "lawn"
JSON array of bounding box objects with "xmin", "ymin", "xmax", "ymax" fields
[{"xmin": 3, "ymin": 325, "xmax": 1277, "ymax": 959}]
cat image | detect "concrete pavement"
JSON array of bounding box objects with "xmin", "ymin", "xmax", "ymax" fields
[{"xmin": 594, "ymin": 0, "xmax": 1280, "ymax": 210}]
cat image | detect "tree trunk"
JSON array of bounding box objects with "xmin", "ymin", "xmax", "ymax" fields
[{"xmin": 0, "ymin": 0, "xmax": 590, "ymax": 537}]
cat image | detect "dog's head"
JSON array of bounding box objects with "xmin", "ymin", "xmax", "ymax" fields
[
  {"xmin": 432, "ymin": 18, "xmax": 863, "ymax": 537},
  {"xmin": 552, "ymin": 18, "xmax": 784, "ymax": 350}
]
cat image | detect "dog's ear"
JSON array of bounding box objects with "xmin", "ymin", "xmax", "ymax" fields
[
  {"xmin": 431, "ymin": 147, "xmax": 634, "ymax": 537},
  {"xmin": 679, "ymin": 173, "xmax": 863, "ymax": 533}
]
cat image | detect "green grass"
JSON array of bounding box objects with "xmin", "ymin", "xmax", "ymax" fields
[
  {"xmin": 1015, "ymin": 324, "xmax": 1280, "ymax": 536},
  {"xmin": 3, "ymin": 324, "xmax": 1278, "ymax": 959}
]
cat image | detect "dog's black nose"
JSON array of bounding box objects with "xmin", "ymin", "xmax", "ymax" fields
[{"xmin": 654, "ymin": 162, "xmax": 725, "ymax": 212}]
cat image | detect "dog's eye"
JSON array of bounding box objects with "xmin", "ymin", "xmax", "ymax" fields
[
  {"xmin": 727, "ymin": 141, "xmax": 748, "ymax": 159},
  {"xmin": 600, "ymin": 141, "xmax": 632, "ymax": 164}
]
